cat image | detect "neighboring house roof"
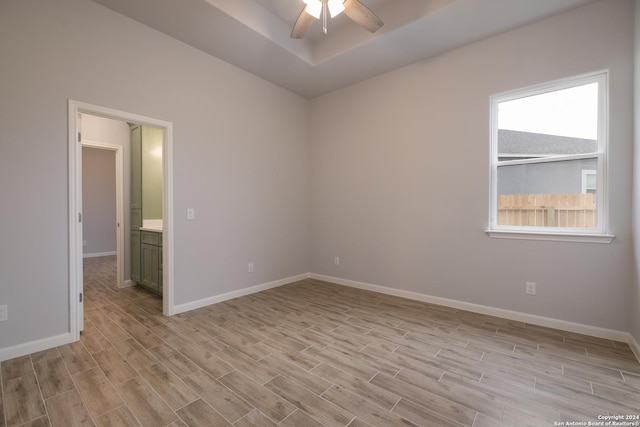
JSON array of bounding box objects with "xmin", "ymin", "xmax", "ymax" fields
[{"xmin": 498, "ymin": 129, "xmax": 597, "ymax": 156}]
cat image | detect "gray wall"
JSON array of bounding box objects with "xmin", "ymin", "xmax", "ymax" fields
[
  {"xmin": 631, "ymin": 0, "xmax": 640, "ymax": 349},
  {"xmin": 0, "ymin": 0, "xmax": 309, "ymax": 351},
  {"xmin": 82, "ymin": 147, "xmax": 116, "ymax": 255},
  {"xmin": 0, "ymin": 0, "xmax": 636, "ymax": 356},
  {"xmin": 81, "ymin": 114, "xmax": 131, "ymax": 279},
  {"xmin": 309, "ymin": 0, "xmax": 634, "ymax": 331},
  {"xmin": 498, "ymin": 158, "xmax": 597, "ymax": 195}
]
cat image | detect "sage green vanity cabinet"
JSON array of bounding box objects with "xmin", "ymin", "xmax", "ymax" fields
[
  {"xmin": 158, "ymin": 238, "xmax": 163, "ymax": 294},
  {"xmin": 140, "ymin": 230, "xmax": 162, "ymax": 295},
  {"xmin": 130, "ymin": 124, "xmax": 163, "ymax": 295},
  {"xmin": 131, "ymin": 230, "xmax": 141, "ymax": 282}
]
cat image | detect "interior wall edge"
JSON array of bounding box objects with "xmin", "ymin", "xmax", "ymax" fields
[{"xmin": 630, "ymin": 0, "xmax": 640, "ymax": 358}]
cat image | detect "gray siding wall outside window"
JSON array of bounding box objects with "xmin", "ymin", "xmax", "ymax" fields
[
  {"xmin": 498, "ymin": 158, "xmax": 597, "ymax": 195},
  {"xmin": 497, "ymin": 129, "xmax": 597, "ymax": 195}
]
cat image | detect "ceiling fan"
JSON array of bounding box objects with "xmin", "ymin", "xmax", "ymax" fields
[{"xmin": 291, "ymin": 0, "xmax": 384, "ymax": 39}]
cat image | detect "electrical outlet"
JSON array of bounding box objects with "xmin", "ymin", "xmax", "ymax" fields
[
  {"xmin": 525, "ymin": 281, "xmax": 537, "ymax": 296},
  {"xmin": 187, "ymin": 208, "xmax": 195, "ymax": 220},
  {"xmin": 0, "ymin": 305, "xmax": 7, "ymax": 322},
  {"xmin": 248, "ymin": 263, "xmax": 254, "ymax": 273},
  {"xmin": 334, "ymin": 256, "xmax": 340, "ymax": 265},
  {"xmin": 83, "ymin": 240, "xmax": 87, "ymax": 246}
]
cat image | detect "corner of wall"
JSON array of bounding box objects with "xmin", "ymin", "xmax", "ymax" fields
[{"xmin": 631, "ymin": 0, "xmax": 640, "ymax": 348}]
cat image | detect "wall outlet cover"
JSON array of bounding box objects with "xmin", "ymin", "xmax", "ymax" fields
[{"xmin": 525, "ymin": 281, "xmax": 537, "ymax": 295}]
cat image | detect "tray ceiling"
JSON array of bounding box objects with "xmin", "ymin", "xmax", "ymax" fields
[{"xmin": 91, "ymin": 0, "xmax": 597, "ymax": 98}]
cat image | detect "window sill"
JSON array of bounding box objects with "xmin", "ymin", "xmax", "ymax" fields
[{"xmin": 485, "ymin": 229, "xmax": 615, "ymax": 244}]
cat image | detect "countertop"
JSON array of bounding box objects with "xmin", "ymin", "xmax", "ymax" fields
[{"xmin": 140, "ymin": 219, "xmax": 162, "ymax": 232}]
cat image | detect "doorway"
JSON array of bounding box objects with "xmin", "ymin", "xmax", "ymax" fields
[
  {"xmin": 81, "ymin": 137, "xmax": 124, "ymax": 290},
  {"xmin": 68, "ymin": 100, "xmax": 174, "ymax": 341}
]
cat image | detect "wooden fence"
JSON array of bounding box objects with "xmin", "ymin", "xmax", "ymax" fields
[{"xmin": 497, "ymin": 194, "xmax": 596, "ymax": 228}]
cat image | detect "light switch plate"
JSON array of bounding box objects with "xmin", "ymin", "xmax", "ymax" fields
[{"xmin": 187, "ymin": 208, "xmax": 195, "ymax": 220}]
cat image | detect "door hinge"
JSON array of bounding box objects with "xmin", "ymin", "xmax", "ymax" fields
[
  {"xmin": 79, "ymin": 293, "xmax": 83, "ymax": 303},
  {"xmin": 78, "ymin": 132, "xmax": 81, "ymax": 142},
  {"xmin": 78, "ymin": 212, "xmax": 82, "ymax": 223}
]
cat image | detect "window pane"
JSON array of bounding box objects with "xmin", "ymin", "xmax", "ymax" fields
[
  {"xmin": 490, "ymin": 72, "xmax": 607, "ymax": 236},
  {"xmin": 497, "ymin": 159, "xmax": 597, "ymax": 228},
  {"xmin": 498, "ymin": 83, "xmax": 598, "ymax": 143}
]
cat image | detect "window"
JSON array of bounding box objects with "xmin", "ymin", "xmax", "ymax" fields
[
  {"xmin": 581, "ymin": 170, "xmax": 596, "ymax": 194},
  {"xmin": 487, "ymin": 72, "xmax": 613, "ymax": 243}
]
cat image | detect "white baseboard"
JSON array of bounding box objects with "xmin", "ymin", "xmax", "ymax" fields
[
  {"xmin": 0, "ymin": 333, "xmax": 73, "ymax": 362},
  {"xmin": 122, "ymin": 280, "xmax": 136, "ymax": 288},
  {"xmin": 83, "ymin": 251, "xmax": 116, "ymax": 259},
  {"xmin": 172, "ymin": 273, "xmax": 311, "ymax": 315},
  {"xmin": 310, "ymin": 273, "xmax": 632, "ymax": 344},
  {"xmin": 3, "ymin": 273, "xmax": 636, "ymax": 364}
]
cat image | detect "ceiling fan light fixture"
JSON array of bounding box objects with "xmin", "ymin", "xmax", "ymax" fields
[
  {"xmin": 292, "ymin": 0, "xmax": 383, "ymax": 39},
  {"xmin": 303, "ymin": 0, "xmax": 322, "ymax": 19},
  {"xmin": 328, "ymin": 0, "xmax": 345, "ymax": 18}
]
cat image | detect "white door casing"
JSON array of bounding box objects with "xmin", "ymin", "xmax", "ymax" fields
[{"xmin": 68, "ymin": 100, "xmax": 174, "ymax": 341}]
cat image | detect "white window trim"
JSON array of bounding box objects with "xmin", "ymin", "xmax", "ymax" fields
[
  {"xmin": 498, "ymin": 154, "xmax": 554, "ymax": 159},
  {"xmin": 486, "ymin": 70, "xmax": 613, "ymax": 243},
  {"xmin": 498, "ymin": 152, "xmax": 598, "ymax": 167},
  {"xmin": 582, "ymin": 169, "xmax": 597, "ymax": 194},
  {"xmin": 485, "ymin": 229, "xmax": 615, "ymax": 243}
]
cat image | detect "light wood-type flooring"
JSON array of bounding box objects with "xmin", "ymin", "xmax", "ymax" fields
[{"xmin": 2, "ymin": 256, "xmax": 640, "ymax": 426}]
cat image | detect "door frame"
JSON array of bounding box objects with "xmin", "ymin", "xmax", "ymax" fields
[
  {"xmin": 68, "ymin": 100, "xmax": 175, "ymax": 340},
  {"xmin": 81, "ymin": 140, "xmax": 125, "ymax": 289}
]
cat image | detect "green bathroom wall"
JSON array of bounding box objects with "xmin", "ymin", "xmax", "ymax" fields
[{"xmin": 142, "ymin": 126, "xmax": 163, "ymax": 220}]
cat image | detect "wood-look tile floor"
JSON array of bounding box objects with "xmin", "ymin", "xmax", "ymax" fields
[{"xmin": 2, "ymin": 256, "xmax": 639, "ymax": 427}]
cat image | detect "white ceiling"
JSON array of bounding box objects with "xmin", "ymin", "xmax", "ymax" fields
[{"xmin": 91, "ymin": 0, "xmax": 597, "ymax": 98}]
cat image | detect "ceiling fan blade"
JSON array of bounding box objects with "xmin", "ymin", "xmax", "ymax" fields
[
  {"xmin": 343, "ymin": 0, "xmax": 384, "ymax": 33},
  {"xmin": 291, "ymin": 7, "xmax": 315, "ymax": 39}
]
